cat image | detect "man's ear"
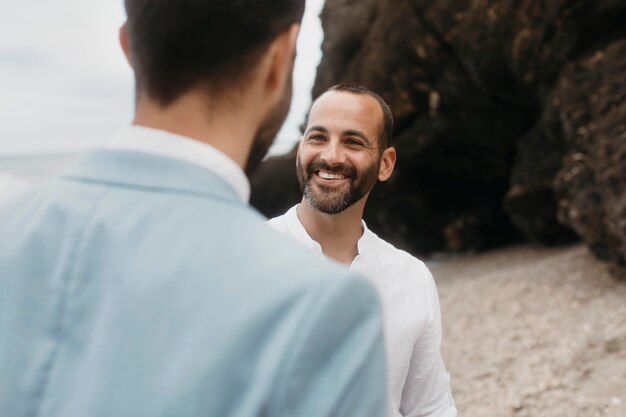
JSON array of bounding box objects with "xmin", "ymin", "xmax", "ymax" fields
[
  {"xmin": 264, "ymin": 24, "xmax": 300, "ymax": 94},
  {"xmin": 119, "ymin": 22, "xmax": 132, "ymax": 66},
  {"xmin": 378, "ymin": 147, "xmax": 396, "ymax": 181}
]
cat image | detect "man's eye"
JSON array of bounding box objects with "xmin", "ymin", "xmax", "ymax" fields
[
  {"xmin": 345, "ymin": 139, "xmax": 362, "ymax": 146},
  {"xmin": 308, "ymin": 135, "xmax": 326, "ymax": 141}
]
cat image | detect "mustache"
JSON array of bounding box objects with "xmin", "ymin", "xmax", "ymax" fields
[{"xmin": 307, "ymin": 160, "xmax": 357, "ymax": 178}]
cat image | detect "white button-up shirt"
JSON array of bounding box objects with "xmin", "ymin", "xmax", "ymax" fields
[
  {"xmin": 269, "ymin": 205, "xmax": 457, "ymax": 417},
  {"xmin": 106, "ymin": 125, "xmax": 250, "ymax": 203}
]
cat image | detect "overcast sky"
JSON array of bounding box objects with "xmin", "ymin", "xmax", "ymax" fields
[{"xmin": 0, "ymin": 0, "xmax": 324, "ymax": 157}]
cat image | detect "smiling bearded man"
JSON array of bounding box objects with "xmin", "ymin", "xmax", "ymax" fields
[{"xmin": 269, "ymin": 83, "xmax": 458, "ymax": 417}]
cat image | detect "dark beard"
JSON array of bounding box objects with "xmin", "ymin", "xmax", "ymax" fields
[
  {"xmin": 244, "ymin": 72, "xmax": 293, "ymax": 176},
  {"xmin": 296, "ymin": 156, "xmax": 379, "ymax": 214}
]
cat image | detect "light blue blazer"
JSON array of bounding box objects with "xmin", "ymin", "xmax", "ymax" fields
[{"xmin": 0, "ymin": 150, "xmax": 386, "ymax": 417}]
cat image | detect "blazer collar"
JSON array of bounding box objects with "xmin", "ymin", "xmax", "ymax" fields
[{"xmin": 60, "ymin": 149, "xmax": 244, "ymax": 205}]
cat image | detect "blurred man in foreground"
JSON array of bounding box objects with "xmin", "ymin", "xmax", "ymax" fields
[
  {"xmin": 269, "ymin": 84, "xmax": 457, "ymax": 417},
  {"xmin": 0, "ymin": 2, "xmax": 386, "ymax": 416}
]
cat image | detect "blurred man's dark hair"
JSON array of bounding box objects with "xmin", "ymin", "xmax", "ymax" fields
[{"xmin": 124, "ymin": 0, "xmax": 306, "ymax": 106}]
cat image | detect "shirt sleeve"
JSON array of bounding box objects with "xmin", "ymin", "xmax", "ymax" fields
[
  {"xmin": 270, "ymin": 274, "xmax": 387, "ymax": 417},
  {"xmin": 399, "ymin": 265, "xmax": 457, "ymax": 417}
]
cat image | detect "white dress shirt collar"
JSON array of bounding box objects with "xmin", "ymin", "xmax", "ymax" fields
[
  {"xmin": 282, "ymin": 204, "xmax": 372, "ymax": 259},
  {"xmin": 106, "ymin": 125, "xmax": 250, "ymax": 203}
]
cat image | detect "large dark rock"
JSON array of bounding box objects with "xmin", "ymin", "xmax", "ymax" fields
[
  {"xmin": 553, "ymin": 40, "xmax": 626, "ymax": 264},
  {"xmin": 504, "ymin": 2, "xmax": 626, "ymax": 245},
  {"xmin": 251, "ymin": 0, "xmax": 626, "ymax": 258}
]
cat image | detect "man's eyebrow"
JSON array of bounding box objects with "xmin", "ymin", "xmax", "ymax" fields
[
  {"xmin": 305, "ymin": 126, "xmax": 374, "ymax": 146},
  {"xmin": 343, "ymin": 129, "xmax": 373, "ymax": 145},
  {"xmin": 304, "ymin": 125, "xmax": 328, "ymax": 135},
  {"xmin": 343, "ymin": 129, "xmax": 368, "ymax": 140}
]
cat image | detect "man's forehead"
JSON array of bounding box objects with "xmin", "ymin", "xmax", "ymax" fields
[{"xmin": 307, "ymin": 91, "xmax": 383, "ymax": 130}]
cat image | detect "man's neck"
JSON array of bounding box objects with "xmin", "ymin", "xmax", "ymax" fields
[
  {"xmin": 296, "ymin": 198, "xmax": 366, "ymax": 265},
  {"xmin": 132, "ymin": 91, "xmax": 258, "ymax": 170}
]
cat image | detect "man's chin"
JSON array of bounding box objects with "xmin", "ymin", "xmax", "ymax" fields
[
  {"xmin": 310, "ymin": 201, "xmax": 349, "ymax": 215},
  {"xmin": 305, "ymin": 190, "xmax": 350, "ymax": 214}
]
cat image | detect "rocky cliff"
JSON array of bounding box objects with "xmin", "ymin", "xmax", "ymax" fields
[{"xmin": 251, "ymin": 0, "xmax": 626, "ymax": 262}]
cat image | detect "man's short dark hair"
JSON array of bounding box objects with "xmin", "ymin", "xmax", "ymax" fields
[
  {"xmin": 124, "ymin": 0, "xmax": 305, "ymax": 106},
  {"xmin": 327, "ymin": 84, "xmax": 394, "ymax": 150}
]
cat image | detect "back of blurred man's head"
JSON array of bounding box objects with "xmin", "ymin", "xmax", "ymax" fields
[{"xmin": 123, "ymin": 0, "xmax": 305, "ymax": 106}]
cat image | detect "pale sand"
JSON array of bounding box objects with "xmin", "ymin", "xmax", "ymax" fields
[{"xmin": 430, "ymin": 244, "xmax": 626, "ymax": 417}]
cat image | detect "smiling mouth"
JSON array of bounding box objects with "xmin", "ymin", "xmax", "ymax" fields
[{"xmin": 316, "ymin": 170, "xmax": 348, "ymax": 180}]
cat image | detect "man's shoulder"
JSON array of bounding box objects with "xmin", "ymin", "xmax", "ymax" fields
[
  {"xmin": 360, "ymin": 227, "xmax": 438, "ymax": 307},
  {"xmin": 364, "ymin": 227, "xmax": 429, "ymax": 273}
]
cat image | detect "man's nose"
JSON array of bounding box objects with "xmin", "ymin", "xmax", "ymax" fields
[{"xmin": 320, "ymin": 140, "xmax": 345, "ymax": 164}]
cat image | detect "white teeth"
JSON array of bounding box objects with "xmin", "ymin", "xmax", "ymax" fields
[{"xmin": 318, "ymin": 171, "xmax": 347, "ymax": 180}]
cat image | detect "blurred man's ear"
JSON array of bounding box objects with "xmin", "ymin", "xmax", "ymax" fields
[
  {"xmin": 378, "ymin": 147, "xmax": 396, "ymax": 182},
  {"xmin": 263, "ymin": 24, "xmax": 300, "ymax": 97},
  {"xmin": 119, "ymin": 22, "xmax": 132, "ymax": 66}
]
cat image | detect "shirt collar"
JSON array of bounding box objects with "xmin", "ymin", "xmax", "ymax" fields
[
  {"xmin": 357, "ymin": 220, "xmax": 374, "ymax": 256},
  {"xmin": 284, "ymin": 205, "xmax": 324, "ymax": 254},
  {"xmin": 106, "ymin": 125, "xmax": 250, "ymax": 203},
  {"xmin": 286, "ymin": 204, "xmax": 373, "ymax": 257}
]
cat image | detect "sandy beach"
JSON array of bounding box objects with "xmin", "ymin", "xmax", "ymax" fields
[{"xmin": 431, "ymin": 244, "xmax": 626, "ymax": 417}]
